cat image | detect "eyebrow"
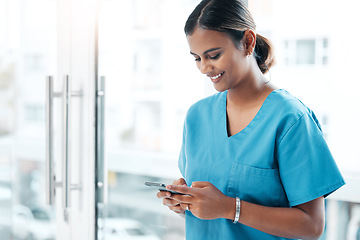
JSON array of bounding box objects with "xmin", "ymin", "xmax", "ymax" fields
[{"xmin": 190, "ymin": 47, "xmax": 222, "ymax": 56}]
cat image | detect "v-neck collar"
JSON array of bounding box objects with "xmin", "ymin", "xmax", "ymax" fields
[{"xmin": 222, "ymin": 89, "xmax": 281, "ymax": 139}]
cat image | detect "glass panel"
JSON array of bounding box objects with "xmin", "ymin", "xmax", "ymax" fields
[
  {"xmin": 0, "ymin": 0, "xmax": 57, "ymax": 239},
  {"xmin": 98, "ymin": 0, "xmax": 213, "ymax": 239}
]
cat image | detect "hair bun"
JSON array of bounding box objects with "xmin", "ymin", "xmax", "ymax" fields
[{"xmin": 254, "ymin": 34, "xmax": 275, "ymax": 74}]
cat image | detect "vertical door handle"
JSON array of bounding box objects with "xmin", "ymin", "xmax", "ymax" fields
[
  {"xmin": 63, "ymin": 75, "xmax": 71, "ymax": 209},
  {"xmin": 63, "ymin": 75, "xmax": 82, "ymax": 209},
  {"xmin": 96, "ymin": 76, "xmax": 107, "ymax": 204},
  {"xmin": 46, "ymin": 76, "xmax": 62, "ymax": 205},
  {"xmin": 46, "ymin": 75, "xmax": 82, "ymax": 220},
  {"xmin": 46, "ymin": 76, "xmax": 55, "ymax": 205}
]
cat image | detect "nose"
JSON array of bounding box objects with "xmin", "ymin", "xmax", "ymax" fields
[{"xmin": 199, "ymin": 60, "xmax": 213, "ymax": 74}]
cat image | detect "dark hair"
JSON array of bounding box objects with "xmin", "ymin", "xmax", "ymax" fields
[{"xmin": 184, "ymin": 0, "xmax": 275, "ymax": 73}]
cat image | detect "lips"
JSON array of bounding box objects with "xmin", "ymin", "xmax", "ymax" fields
[{"xmin": 209, "ymin": 72, "xmax": 225, "ymax": 82}]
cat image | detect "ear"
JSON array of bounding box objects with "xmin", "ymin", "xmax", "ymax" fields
[{"xmin": 243, "ymin": 29, "xmax": 256, "ymax": 55}]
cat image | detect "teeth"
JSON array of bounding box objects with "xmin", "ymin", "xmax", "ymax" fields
[{"xmin": 210, "ymin": 72, "xmax": 224, "ymax": 80}]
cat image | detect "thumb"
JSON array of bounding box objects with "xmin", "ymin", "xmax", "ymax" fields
[{"xmin": 174, "ymin": 178, "xmax": 187, "ymax": 186}]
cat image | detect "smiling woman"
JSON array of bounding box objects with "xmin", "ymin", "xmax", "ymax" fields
[{"xmin": 156, "ymin": 0, "xmax": 345, "ymax": 239}]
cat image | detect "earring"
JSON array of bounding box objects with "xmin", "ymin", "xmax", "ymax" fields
[{"xmin": 247, "ymin": 51, "xmax": 252, "ymax": 56}]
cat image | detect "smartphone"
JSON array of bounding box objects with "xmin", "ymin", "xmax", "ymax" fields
[{"xmin": 144, "ymin": 181, "xmax": 186, "ymax": 195}]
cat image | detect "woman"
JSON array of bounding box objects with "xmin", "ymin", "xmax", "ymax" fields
[{"xmin": 157, "ymin": 0, "xmax": 345, "ymax": 239}]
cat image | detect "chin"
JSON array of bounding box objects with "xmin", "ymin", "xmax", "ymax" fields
[{"xmin": 213, "ymin": 84, "xmax": 228, "ymax": 93}]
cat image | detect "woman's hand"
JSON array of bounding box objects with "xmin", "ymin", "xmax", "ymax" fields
[
  {"xmin": 157, "ymin": 178, "xmax": 188, "ymax": 214},
  {"xmin": 166, "ymin": 181, "xmax": 235, "ymax": 220}
]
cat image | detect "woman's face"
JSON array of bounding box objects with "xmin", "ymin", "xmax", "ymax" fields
[{"xmin": 187, "ymin": 27, "xmax": 251, "ymax": 92}]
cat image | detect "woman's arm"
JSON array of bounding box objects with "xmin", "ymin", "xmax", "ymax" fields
[
  {"xmin": 239, "ymin": 196, "xmax": 324, "ymax": 240},
  {"xmin": 168, "ymin": 182, "xmax": 325, "ymax": 240}
]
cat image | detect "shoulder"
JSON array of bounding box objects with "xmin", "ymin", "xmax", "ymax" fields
[
  {"xmin": 270, "ymin": 89, "xmax": 318, "ymax": 123},
  {"xmin": 270, "ymin": 89, "xmax": 322, "ymax": 137},
  {"xmin": 271, "ymin": 89, "xmax": 311, "ymax": 116}
]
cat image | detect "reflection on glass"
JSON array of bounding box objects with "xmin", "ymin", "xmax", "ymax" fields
[{"xmin": 12, "ymin": 205, "xmax": 55, "ymax": 240}]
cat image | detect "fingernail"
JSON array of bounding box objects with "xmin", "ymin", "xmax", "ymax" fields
[{"xmin": 167, "ymin": 185, "xmax": 172, "ymax": 189}]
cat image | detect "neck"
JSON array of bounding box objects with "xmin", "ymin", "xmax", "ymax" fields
[{"xmin": 227, "ymin": 62, "xmax": 273, "ymax": 107}]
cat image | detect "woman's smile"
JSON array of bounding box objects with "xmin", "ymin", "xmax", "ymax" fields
[{"xmin": 209, "ymin": 71, "xmax": 225, "ymax": 83}]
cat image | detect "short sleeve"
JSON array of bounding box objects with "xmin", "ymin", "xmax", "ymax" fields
[{"xmin": 277, "ymin": 113, "xmax": 345, "ymax": 207}]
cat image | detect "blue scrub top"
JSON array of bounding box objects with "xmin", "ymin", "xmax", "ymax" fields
[{"xmin": 178, "ymin": 89, "xmax": 345, "ymax": 240}]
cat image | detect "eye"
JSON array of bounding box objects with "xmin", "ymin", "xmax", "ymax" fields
[
  {"xmin": 209, "ymin": 53, "xmax": 221, "ymax": 60},
  {"xmin": 194, "ymin": 58, "xmax": 201, "ymax": 62}
]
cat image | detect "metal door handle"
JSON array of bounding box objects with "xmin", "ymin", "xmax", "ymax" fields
[
  {"xmin": 96, "ymin": 76, "xmax": 107, "ymax": 204},
  {"xmin": 46, "ymin": 76, "xmax": 55, "ymax": 205},
  {"xmin": 46, "ymin": 76, "xmax": 62, "ymax": 205},
  {"xmin": 63, "ymin": 75, "xmax": 71, "ymax": 209},
  {"xmin": 46, "ymin": 75, "xmax": 82, "ymax": 212},
  {"xmin": 63, "ymin": 75, "xmax": 82, "ymax": 209}
]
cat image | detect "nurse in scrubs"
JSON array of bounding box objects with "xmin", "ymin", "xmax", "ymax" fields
[{"xmin": 157, "ymin": 0, "xmax": 345, "ymax": 239}]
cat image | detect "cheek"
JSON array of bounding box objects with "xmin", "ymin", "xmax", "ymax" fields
[
  {"xmin": 220, "ymin": 56, "xmax": 239, "ymax": 73},
  {"xmin": 221, "ymin": 56, "xmax": 247, "ymax": 79},
  {"xmin": 230, "ymin": 54, "xmax": 247, "ymax": 72},
  {"xmin": 231, "ymin": 52, "xmax": 244, "ymax": 65}
]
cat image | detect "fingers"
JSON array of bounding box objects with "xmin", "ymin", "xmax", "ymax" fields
[
  {"xmin": 157, "ymin": 187, "xmax": 192, "ymax": 204},
  {"xmin": 167, "ymin": 181, "xmax": 211, "ymax": 195},
  {"xmin": 163, "ymin": 197, "xmax": 180, "ymax": 207},
  {"xmin": 180, "ymin": 203, "xmax": 190, "ymax": 211},
  {"xmin": 166, "ymin": 184, "xmax": 194, "ymax": 196},
  {"xmin": 157, "ymin": 190, "xmax": 171, "ymax": 199},
  {"xmin": 158, "ymin": 178, "xmax": 191, "ymax": 214},
  {"xmin": 157, "ymin": 178, "xmax": 187, "ymax": 199},
  {"xmin": 168, "ymin": 194, "xmax": 192, "ymax": 205},
  {"xmin": 169, "ymin": 204, "xmax": 186, "ymax": 214},
  {"xmin": 164, "ymin": 198, "xmax": 187, "ymax": 214}
]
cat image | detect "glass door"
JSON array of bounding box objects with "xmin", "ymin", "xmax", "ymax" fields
[
  {"xmin": 97, "ymin": 0, "xmax": 214, "ymax": 239},
  {"xmin": 0, "ymin": 0, "xmax": 97, "ymax": 239},
  {"xmin": 51, "ymin": 0, "xmax": 97, "ymax": 238},
  {"xmin": 0, "ymin": 0, "xmax": 57, "ymax": 239}
]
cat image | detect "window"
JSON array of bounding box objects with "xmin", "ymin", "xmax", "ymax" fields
[{"xmin": 284, "ymin": 38, "xmax": 328, "ymax": 66}]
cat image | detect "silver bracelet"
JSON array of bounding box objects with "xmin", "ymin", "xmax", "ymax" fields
[{"xmin": 233, "ymin": 197, "xmax": 240, "ymax": 224}]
